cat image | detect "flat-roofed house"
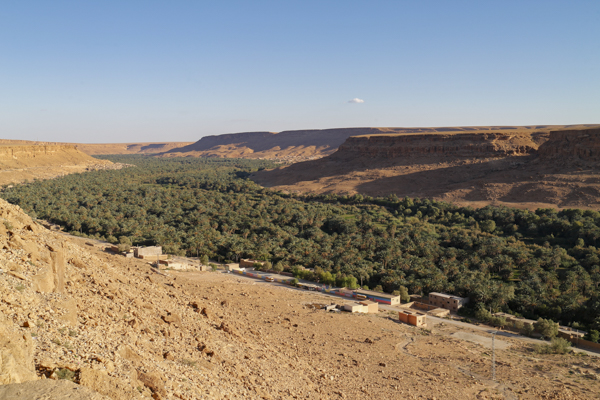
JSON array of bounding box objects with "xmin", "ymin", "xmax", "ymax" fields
[
  {"xmin": 343, "ymin": 303, "xmax": 366, "ymax": 313},
  {"xmin": 353, "ymin": 289, "xmax": 401, "ymax": 305},
  {"xmin": 428, "ymin": 292, "xmax": 469, "ymax": 311},
  {"xmin": 240, "ymin": 259, "xmax": 259, "ymax": 268},
  {"xmin": 134, "ymin": 246, "xmax": 163, "ymax": 258},
  {"xmin": 398, "ymin": 310, "xmax": 427, "ymax": 327},
  {"xmin": 359, "ymin": 300, "xmax": 379, "ymax": 313}
]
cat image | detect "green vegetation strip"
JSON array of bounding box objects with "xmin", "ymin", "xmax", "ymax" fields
[{"xmin": 2, "ymin": 155, "xmax": 599, "ymax": 338}]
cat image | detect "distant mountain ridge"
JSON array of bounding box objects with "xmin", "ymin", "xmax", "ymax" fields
[{"xmin": 157, "ymin": 126, "xmax": 567, "ymax": 161}]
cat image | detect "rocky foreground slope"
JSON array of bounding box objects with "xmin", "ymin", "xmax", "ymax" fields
[
  {"xmin": 252, "ymin": 126, "xmax": 600, "ymax": 209},
  {"xmin": 0, "ymin": 144, "xmax": 119, "ymax": 186},
  {"xmin": 1, "ymin": 198, "xmax": 600, "ymax": 399}
]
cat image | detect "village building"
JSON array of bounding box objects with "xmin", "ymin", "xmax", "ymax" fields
[
  {"xmin": 558, "ymin": 326, "xmax": 587, "ymax": 342},
  {"xmin": 398, "ymin": 310, "xmax": 427, "ymax": 327},
  {"xmin": 240, "ymin": 259, "xmax": 260, "ymax": 268},
  {"xmin": 353, "ymin": 289, "xmax": 401, "ymax": 305},
  {"xmin": 492, "ymin": 312, "xmax": 535, "ymax": 328},
  {"xmin": 343, "ymin": 303, "xmax": 366, "ymax": 313},
  {"xmin": 342, "ymin": 300, "xmax": 379, "ymax": 313},
  {"xmin": 133, "ymin": 246, "xmax": 162, "ymax": 258},
  {"xmin": 157, "ymin": 260, "xmax": 195, "ymax": 271},
  {"xmin": 359, "ymin": 300, "xmax": 379, "ymax": 313},
  {"xmin": 428, "ymin": 292, "xmax": 469, "ymax": 311}
]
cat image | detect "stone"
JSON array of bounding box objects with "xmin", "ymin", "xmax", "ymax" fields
[
  {"xmin": 137, "ymin": 370, "xmax": 166, "ymax": 397},
  {"xmin": 0, "ymin": 325, "xmax": 37, "ymax": 384},
  {"xmin": 161, "ymin": 312, "xmax": 181, "ymax": 327},
  {"xmin": 0, "ymin": 379, "xmax": 110, "ymax": 400}
]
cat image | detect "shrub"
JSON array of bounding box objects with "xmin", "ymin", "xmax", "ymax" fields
[
  {"xmin": 534, "ymin": 318, "xmax": 559, "ymax": 339},
  {"xmin": 535, "ymin": 337, "xmax": 572, "ymax": 354},
  {"xmin": 474, "ymin": 305, "xmax": 492, "ymax": 323},
  {"xmin": 55, "ymin": 368, "xmax": 76, "ymax": 381},
  {"xmin": 273, "ymin": 261, "xmax": 284, "ymax": 273},
  {"xmin": 513, "ymin": 320, "xmax": 524, "ymax": 331},
  {"xmin": 523, "ymin": 323, "xmax": 535, "ymax": 337},
  {"xmin": 587, "ymin": 330, "xmax": 599, "ymax": 343},
  {"xmin": 398, "ymin": 286, "xmax": 410, "ymax": 303}
]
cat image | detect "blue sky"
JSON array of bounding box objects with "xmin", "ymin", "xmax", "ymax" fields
[{"xmin": 1, "ymin": 1, "xmax": 599, "ymax": 143}]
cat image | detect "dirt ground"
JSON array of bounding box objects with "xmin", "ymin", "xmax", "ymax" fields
[{"xmin": 173, "ymin": 269, "xmax": 600, "ymax": 399}]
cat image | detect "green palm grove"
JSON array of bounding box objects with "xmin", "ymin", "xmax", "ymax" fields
[{"xmin": 2, "ymin": 155, "xmax": 600, "ymax": 336}]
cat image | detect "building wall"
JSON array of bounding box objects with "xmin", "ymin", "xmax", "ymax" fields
[
  {"xmin": 407, "ymin": 314, "xmax": 426, "ymax": 327},
  {"xmin": 138, "ymin": 254, "xmax": 168, "ymax": 261},
  {"xmin": 359, "ymin": 301, "xmax": 379, "ymax": 313},
  {"xmin": 429, "ymin": 293, "xmax": 468, "ymax": 311},
  {"xmin": 354, "ymin": 291, "xmax": 400, "ymax": 305},
  {"xmin": 135, "ymin": 246, "xmax": 162, "ymax": 257},
  {"xmin": 239, "ymin": 259, "xmax": 257, "ymax": 268},
  {"xmin": 398, "ymin": 311, "xmax": 426, "ymax": 327}
]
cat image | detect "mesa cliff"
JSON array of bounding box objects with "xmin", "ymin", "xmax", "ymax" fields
[
  {"xmin": 74, "ymin": 142, "xmax": 194, "ymax": 156},
  {"xmin": 252, "ymin": 125, "xmax": 600, "ymax": 209},
  {"xmin": 0, "ymin": 144, "xmax": 119, "ymax": 186},
  {"xmin": 158, "ymin": 126, "xmax": 560, "ymax": 162}
]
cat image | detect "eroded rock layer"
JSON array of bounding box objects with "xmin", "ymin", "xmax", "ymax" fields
[
  {"xmin": 252, "ymin": 125, "xmax": 600, "ymax": 209},
  {"xmin": 0, "ymin": 144, "xmax": 118, "ymax": 186}
]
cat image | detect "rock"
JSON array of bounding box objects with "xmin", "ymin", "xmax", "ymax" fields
[
  {"xmin": 50, "ymin": 250, "xmax": 66, "ymax": 293},
  {"xmin": 0, "ymin": 379, "xmax": 110, "ymax": 400},
  {"xmin": 0, "ymin": 324, "xmax": 37, "ymax": 384},
  {"xmin": 218, "ymin": 322, "xmax": 235, "ymax": 335},
  {"xmin": 137, "ymin": 370, "xmax": 166, "ymax": 397},
  {"xmin": 163, "ymin": 351, "xmax": 175, "ymax": 361},
  {"xmin": 32, "ymin": 269, "xmax": 55, "ymax": 293},
  {"xmin": 79, "ymin": 367, "xmax": 138, "ymax": 399},
  {"xmin": 117, "ymin": 345, "xmax": 142, "ymax": 363},
  {"xmin": 54, "ymin": 298, "xmax": 78, "ymax": 326},
  {"xmin": 20, "ymin": 320, "xmax": 33, "ymax": 328},
  {"xmin": 364, "ymin": 338, "xmax": 374, "ymax": 344},
  {"xmin": 161, "ymin": 312, "xmax": 181, "ymax": 327},
  {"xmin": 7, "ymin": 271, "xmax": 27, "ymax": 281}
]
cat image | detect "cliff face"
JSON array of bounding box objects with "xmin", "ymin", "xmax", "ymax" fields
[
  {"xmin": 0, "ymin": 144, "xmax": 117, "ymax": 186},
  {"xmin": 74, "ymin": 142, "xmax": 194, "ymax": 155},
  {"xmin": 251, "ymin": 125, "xmax": 600, "ymax": 209},
  {"xmin": 538, "ymin": 128, "xmax": 600, "ymax": 160},
  {"xmin": 158, "ymin": 125, "xmax": 573, "ymax": 162},
  {"xmin": 334, "ymin": 131, "xmax": 547, "ymax": 160},
  {"xmin": 0, "ymin": 145, "xmax": 82, "ymax": 160}
]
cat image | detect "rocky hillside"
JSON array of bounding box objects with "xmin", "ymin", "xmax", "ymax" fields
[
  {"xmin": 252, "ymin": 125, "xmax": 600, "ymax": 210},
  {"xmin": 2, "ymin": 198, "xmax": 599, "ymax": 399},
  {"xmin": 0, "ymin": 144, "xmax": 119, "ymax": 186}
]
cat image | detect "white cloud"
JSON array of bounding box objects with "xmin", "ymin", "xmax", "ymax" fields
[{"xmin": 348, "ymin": 98, "xmax": 365, "ymax": 103}]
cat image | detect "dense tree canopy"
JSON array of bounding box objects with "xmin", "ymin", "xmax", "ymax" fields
[{"xmin": 2, "ymin": 155, "xmax": 600, "ymax": 331}]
